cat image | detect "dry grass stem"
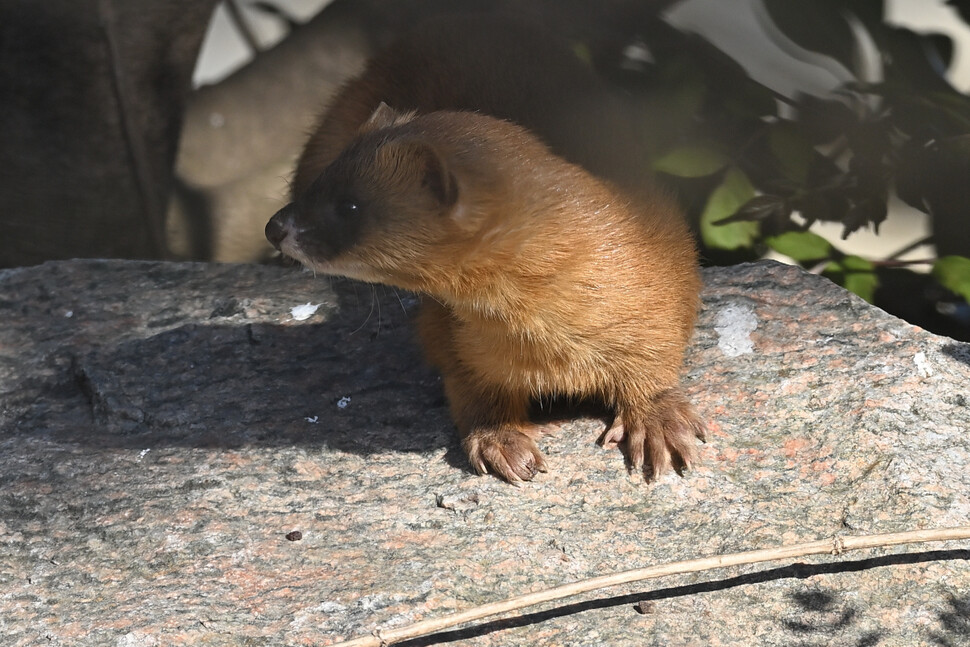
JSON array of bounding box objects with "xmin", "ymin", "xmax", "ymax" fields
[{"xmin": 329, "ymin": 525, "xmax": 970, "ymax": 647}]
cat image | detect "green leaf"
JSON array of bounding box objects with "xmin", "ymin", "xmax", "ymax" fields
[
  {"xmin": 932, "ymin": 255, "xmax": 970, "ymax": 302},
  {"xmin": 843, "ymin": 270, "xmax": 878, "ymax": 303},
  {"xmin": 824, "ymin": 255, "xmax": 877, "ymax": 303},
  {"xmin": 717, "ymin": 194, "xmax": 790, "ymax": 227},
  {"xmin": 700, "ymin": 167, "xmax": 759, "ymax": 250},
  {"xmin": 653, "ymin": 145, "xmax": 729, "ymax": 178},
  {"xmin": 842, "ymin": 255, "xmax": 875, "ymax": 272},
  {"xmin": 765, "ymin": 231, "xmax": 833, "ymax": 262}
]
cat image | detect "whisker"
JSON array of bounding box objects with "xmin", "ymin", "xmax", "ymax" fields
[
  {"xmin": 391, "ymin": 288, "xmax": 409, "ymax": 316},
  {"xmin": 374, "ymin": 284, "xmax": 382, "ymax": 337},
  {"xmin": 350, "ymin": 282, "xmax": 376, "ymax": 335}
]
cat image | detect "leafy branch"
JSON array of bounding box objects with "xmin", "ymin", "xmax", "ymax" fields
[{"xmin": 619, "ymin": 0, "xmax": 970, "ymax": 335}]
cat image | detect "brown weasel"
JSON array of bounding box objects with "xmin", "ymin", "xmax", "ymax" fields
[{"xmin": 265, "ymin": 104, "xmax": 705, "ymax": 482}]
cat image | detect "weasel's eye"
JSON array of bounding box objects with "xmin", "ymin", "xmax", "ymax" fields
[{"xmin": 334, "ymin": 199, "xmax": 359, "ymax": 219}]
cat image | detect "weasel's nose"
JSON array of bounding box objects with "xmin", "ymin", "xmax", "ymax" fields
[{"xmin": 265, "ymin": 205, "xmax": 294, "ymax": 250}]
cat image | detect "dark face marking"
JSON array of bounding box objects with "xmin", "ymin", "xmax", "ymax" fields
[
  {"xmin": 266, "ymin": 137, "xmax": 381, "ymax": 262},
  {"xmin": 266, "ymin": 123, "xmax": 460, "ymax": 286}
]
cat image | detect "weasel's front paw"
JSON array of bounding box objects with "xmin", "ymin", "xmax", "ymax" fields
[
  {"xmin": 604, "ymin": 390, "xmax": 706, "ymax": 480},
  {"xmin": 463, "ymin": 426, "xmax": 548, "ymax": 483}
]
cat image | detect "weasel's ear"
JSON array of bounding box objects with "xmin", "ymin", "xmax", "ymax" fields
[
  {"xmin": 415, "ymin": 143, "xmax": 459, "ymax": 209},
  {"xmin": 359, "ymin": 102, "xmax": 415, "ymax": 133},
  {"xmin": 392, "ymin": 140, "xmax": 458, "ymax": 209}
]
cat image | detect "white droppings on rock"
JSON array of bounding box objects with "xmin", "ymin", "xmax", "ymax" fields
[
  {"xmin": 290, "ymin": 302, "xmax": 320, "ymax": 321},
  {"xmin": 914, "ymin": 351, "xmax": 934, "ymax": 378},
  {"xmin": 714, "ymin": 302, "xmax": 758, "ymax": 357}
]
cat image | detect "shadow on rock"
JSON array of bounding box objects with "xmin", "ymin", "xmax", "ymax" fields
[{"xmin": 21, "ymin": 276, "xmax": 457, "ymax": 458}]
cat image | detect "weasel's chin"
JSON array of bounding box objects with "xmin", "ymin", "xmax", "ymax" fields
[
  {"xmin": 279, "ymin": 240, "xmax": 390, "ymax": 283},
  {"xmin": 294, "ymin": 254, "xmax": 385, "ymax": 283},
  {"xmin": 277, "ymin": 238, "xmax": 304, "ymax": 262},
  {"xmin": 320, "ymin": 263, "xmax": 387, "ymax": 283},
  {"xmin": 276, "ymin": 240, "xmax": 325, "ymax": 272}
]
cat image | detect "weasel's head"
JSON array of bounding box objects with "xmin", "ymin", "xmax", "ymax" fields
[{"xmin": 265, "ymin": 103, "xmax": 467, "ymax": 290}]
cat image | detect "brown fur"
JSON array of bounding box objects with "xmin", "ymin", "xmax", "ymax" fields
[{"xmin": 266, "ymin": 107, "xmax": 705, "ymax": 482}]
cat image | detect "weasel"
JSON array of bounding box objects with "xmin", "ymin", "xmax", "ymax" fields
[{"xmin": 266, "ymin": 104, "xmax": 705, "ymax": 482}]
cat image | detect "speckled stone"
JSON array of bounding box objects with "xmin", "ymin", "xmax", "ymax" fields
[{"xmin": 1, "ymin": 259, "xmax": 968, "ymax": 646}]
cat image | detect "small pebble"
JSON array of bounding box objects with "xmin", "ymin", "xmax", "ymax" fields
[
  {"xmin": 634, "ymin": 600, "xmax": 656, "ymax": 615},
  {"xmin": 285, "ymin": 531, "xmax": 303, "ymax": 542}
]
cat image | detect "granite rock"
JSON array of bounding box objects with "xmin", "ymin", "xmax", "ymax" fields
[{"xmin": 1, "ymin": 259, "xmax": 968, "ymax": 646}]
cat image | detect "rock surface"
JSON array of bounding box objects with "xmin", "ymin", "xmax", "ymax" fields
[{"xmin": 1, "ymin": 259, "xmax": 969, "ymax": 646}]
